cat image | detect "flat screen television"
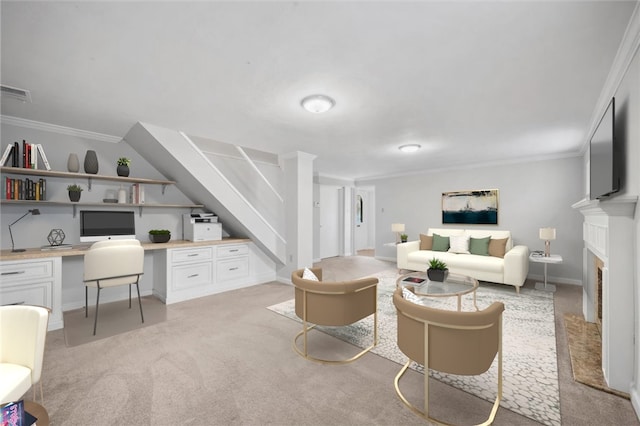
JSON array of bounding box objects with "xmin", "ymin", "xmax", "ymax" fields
[
  {"xmin": 589, "ymin": 97, "xmax": 621, "ymax": 200},
  {"xmin": 80, "ymin": 210, "xmax": 136, "ymax": 243}
]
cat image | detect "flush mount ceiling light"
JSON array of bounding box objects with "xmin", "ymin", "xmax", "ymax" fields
[
  {"xmin": 398, "ymin": 144, "xmax": 421, "ymax": 153},
  {"xmin": 301, "ymin": 94, "xmax": 335, "ymax": 113}
]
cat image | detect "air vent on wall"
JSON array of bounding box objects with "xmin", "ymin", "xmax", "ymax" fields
[{"xmin": 0, "ymin": 84, "xmax": 32, "ymax": 103}]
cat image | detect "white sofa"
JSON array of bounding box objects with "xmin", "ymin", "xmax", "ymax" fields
[{"xmin": 397, "ymin": 228, "xmax": 529, "ymax": 293}]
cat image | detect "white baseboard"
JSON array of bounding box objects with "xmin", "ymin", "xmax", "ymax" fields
[
  {"xmin": 631, "ymin": 386, "xmax": 640, "ymax": 422},
  {"xmin": 527, "ymin": 274, "xmax": 582, "ymax": 286}
]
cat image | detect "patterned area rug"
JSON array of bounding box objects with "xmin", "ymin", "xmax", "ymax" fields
[{"xmin": 268, "ymin": 270, "xmax": 561, "ymax": 426}]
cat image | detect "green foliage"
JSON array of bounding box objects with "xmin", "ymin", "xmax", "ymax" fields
[
  {"xmin": 149, "ymin": 229, "xmax": 171, "ymax": 235},
  {"xmin": 117, "ymin": 157, "xmax": 131, "ymax": 166},
  {"xmin": 67, "ymin": 184, "xmax": 83, "ymax": 192},
  {"xmin": 400, "ymin": 233, "xmax": 408, "ymax": 240},
  {"xmin": 428, "ymin": 257, "xmax": 447, "ymax": 270}
]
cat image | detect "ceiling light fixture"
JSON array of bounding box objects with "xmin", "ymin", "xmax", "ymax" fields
[
  {"xmin": 398, "ymin": 144, "xmax": 421, "ymax": 153},
  {"xmin": 301, "ymin": 94, "xmax": 335, "ymax": 113}
]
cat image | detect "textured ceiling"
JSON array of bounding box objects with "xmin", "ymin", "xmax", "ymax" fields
[{"xmin": 1, "ymin": 1, "xmax": 636, "ymax": 181}]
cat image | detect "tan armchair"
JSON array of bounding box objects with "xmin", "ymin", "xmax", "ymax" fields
[
  {"xmin": 393, "ymin": 287, "xmax": 504, "ymax": 425},
  {"xmin": 291, "ymin": 268, "xmax": 378, "ymax": 364}
]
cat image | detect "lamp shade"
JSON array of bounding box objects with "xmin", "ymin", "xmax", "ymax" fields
[
  {"xmin": 539, "ymin": 227, "xmax": 556, "ymax": 241},
  {"xmin": 392, "ymin": 223, "xmax": 405, "ymax": 233}
]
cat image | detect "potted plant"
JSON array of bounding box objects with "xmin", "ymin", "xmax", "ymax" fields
[
  {"xmin": 117, "ymin": 157, "xmax": 131, "ymax": 177},
  {"xmin": 400, "ymin": 233, "xmax": 408, "ymax": 243},
  {"xmin": 149, "ymin": 229, "xmax": 171, "ymax": 243},
  {"xmin": 67, "ymin": 184, "xmax": 83, "ymax": 202},
  {"xmin": 427, "ymin": 257, "xmax": 448, "ymax": 282}
]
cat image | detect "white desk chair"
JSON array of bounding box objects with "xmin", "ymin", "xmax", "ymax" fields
[
  {"xmin": 83, "ymin": 239, "xmax": 144, "ymax": 335},
  {"xmin": 0, "ymin": 305, "xmax": 50, "ymax": 405}
]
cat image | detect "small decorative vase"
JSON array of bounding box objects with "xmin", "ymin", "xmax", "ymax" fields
[
  {"xmin": 427, "ymin": 268, "xmax": 448, "ymax": 282},
  {"xmin": 117, "ymin": 186, "xmax": 127, "ymax": 204},
  {"xmin": 68, "ymin": 191, "xmax": 81, "ymax": 202},
  {"xmin": 67, "ymin": 153, "xmax": 80, "ymax": 172},
  {"xmin": 117, "ymin": 165, "xmax": 130, "ymax": 177},
  {"xmin": 83, "ymin": 150, "xmax": 99, "ymax": 174}
]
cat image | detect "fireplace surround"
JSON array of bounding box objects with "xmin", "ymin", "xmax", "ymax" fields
[{"xmin": 572, "ymin": 195, "xmax": 638, "ymax": 393}]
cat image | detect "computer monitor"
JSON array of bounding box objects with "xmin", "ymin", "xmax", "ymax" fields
[{"xmin": 79, "ymin": 210, "xmax": 135, "ymax": 243}]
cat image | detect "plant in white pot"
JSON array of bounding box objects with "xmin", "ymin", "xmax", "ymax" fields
[{"xmin": 427, "ymin": 257, "xmax": 448, "ymax": 282}]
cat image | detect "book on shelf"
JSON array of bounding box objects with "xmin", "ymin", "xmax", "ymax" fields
[
  {"xmin": 12, "ymin": 142, "xmax": 19, "ymax": 167},
  {"xmin": 4, "ymin": 177, "xmax": 47, "ymax": 201},
  {"xmin": 36, "ymin": 144, "xmax": 51, "ymax": 170},
  {"xmin": 130, "ymin": 183, "xmax": 145, "ymax": 204},
  {"xmin": 0, "ymin": 144, "xmax": 13, "ymax": 166}
]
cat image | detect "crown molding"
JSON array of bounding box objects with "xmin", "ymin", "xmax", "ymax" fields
[
  {"xmin": 355, "ymin": 151, "xmax": 583, "ymax": 183},
  {"xmin": 0, "ymin": 115, "xmax": 122, "ymax": 143}
]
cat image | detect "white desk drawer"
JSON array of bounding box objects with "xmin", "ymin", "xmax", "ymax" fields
[
  {"xmin": 217, "ymin": 257, "xmax": 249, "ymax": 282},
  {"xmin": 0, "ymin": 282, "xmax": 51, "ymax": 307},
  {"xmin": 171, "ymin": 262, "xmax": 213, "ymax": 291},
  {"xmin": 171, "ymin": 247, "xmax": 213, "ymax": 264},
  {"xmin": 217, "ymin": 244, "xmax": 248, "ymax": 258},
  {"xmin": 0, "ymin": 259, "xmax": 55, "ymax": 282}
]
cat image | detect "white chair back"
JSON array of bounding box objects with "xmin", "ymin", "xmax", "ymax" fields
[{"xmin": 84, "ymin": 239, "xmax": 144, "ymax": 287}]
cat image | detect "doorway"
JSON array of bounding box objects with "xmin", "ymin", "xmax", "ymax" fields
[{"xmin": 319, "ymin": 185, "xmax": 340, "ymax": 259}]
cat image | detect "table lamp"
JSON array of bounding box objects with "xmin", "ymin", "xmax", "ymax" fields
[
  {"xmin": 392, "ymin": 223, "xmax": 405, "ymax": 244},
  {"xmin": 9, "ymin": 209, "xmax": 40, "ymax": 252},
  {"xmin": 539, "ymin": 227, "xmax": 556, "ymax": 257}
]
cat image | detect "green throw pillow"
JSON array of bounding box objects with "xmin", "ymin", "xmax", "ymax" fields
[
  {"xmin": 431, "ymin": 234, "xmax": 450, "ymax": 252},
  {"xmin": 469, "ymin": 236, "xmax": 491, "ymax": 256}
]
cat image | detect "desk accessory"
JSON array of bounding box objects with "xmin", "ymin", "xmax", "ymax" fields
[{"xmin": 8, "ymin": 208, "xmax": 40, "ymax": 252}]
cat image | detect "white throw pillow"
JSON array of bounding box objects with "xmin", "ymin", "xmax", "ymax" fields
[
  {"xmin": 448, "ymin": 234, "xmax": 470, "ymax": 254},
  {"xmin": 402, "ymin": 287, "xmax": 424, "ymax": 305},
  {"xmin": 302, "ymin": 267, "xmax": 319, "ymax": 281}
]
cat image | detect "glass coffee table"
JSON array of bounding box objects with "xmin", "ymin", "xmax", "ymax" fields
[{"xmin": 397, "ymin": 271, "xmax": 479, "ymax": 311}]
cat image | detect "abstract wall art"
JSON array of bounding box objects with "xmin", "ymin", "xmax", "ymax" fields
[{"xmin": 442, "ymin": 189, "xmax": 499, "ymax": 225}]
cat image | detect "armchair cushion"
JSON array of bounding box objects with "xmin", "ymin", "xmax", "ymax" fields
[
  {"xmin": 0, "ymin": 364, "xmax": 31, "ymax": 404},
  {"xmin": 302, "ymin": 267, "xmax": 319, "ymax": 281}
]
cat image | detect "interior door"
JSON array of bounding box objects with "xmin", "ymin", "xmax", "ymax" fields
[
  {"xmin": 354, "ymin": 192, "xmax": 368, "ymax": 251},
  {"xmin": 319, "ymin": 185, "xmax": 340, "ymax": 259}
]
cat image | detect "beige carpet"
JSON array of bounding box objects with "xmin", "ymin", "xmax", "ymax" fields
[
  {"xmin": 564, "ymin": 313, "xmax": 630, "ymax": 399},
  {"xmin": 63, "ymin": 296, "xmax": 167, "ymax": 347}
]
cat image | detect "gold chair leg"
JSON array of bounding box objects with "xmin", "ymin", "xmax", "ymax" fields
[
  {"xmin": 292, "ymin": 313, "xmax": 378, "ymax": 365},
  {"xmin": 394, "ymin": 358, "xmax": 502, "ymax": 426}
]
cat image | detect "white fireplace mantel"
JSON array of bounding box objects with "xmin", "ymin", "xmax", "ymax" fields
[{"xmin": 572, "ymin": 195, "xmax": 637, "ymax": 393}]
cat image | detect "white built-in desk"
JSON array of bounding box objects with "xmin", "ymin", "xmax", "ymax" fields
[{"xmin": 0, "ymin": 238, "xmax": 275, "ymax": 330}]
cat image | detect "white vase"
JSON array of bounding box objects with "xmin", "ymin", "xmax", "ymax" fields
[
  {"xmin": 67, "ymin": 153, "xmax": 80, "ymax": 172},
  {"xmin": 118, "ymin": 186, "xmax": 127, "ymax": 203}
]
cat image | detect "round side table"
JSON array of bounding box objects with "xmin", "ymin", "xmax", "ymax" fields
[{"xmin": 24, "ymin": 401, "xmax": 50, "ymax": 426}]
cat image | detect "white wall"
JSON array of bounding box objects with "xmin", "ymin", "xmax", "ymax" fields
[
  {"xmin": 610, "ymin": 26, "xmax": 640, "ymax": 417},
  {"xmin": 366, "ymin": 156, "xmax": 585, "ymax": 284}
]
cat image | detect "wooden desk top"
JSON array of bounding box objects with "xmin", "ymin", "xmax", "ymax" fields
[{"xmin": 0, "ymin": 238, "xmax": 251, "ymax": 261}]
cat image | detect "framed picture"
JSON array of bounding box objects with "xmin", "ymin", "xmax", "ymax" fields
[{"xmin": 442, "ymin": 189, "xmax": 498, "ymax": 225}]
